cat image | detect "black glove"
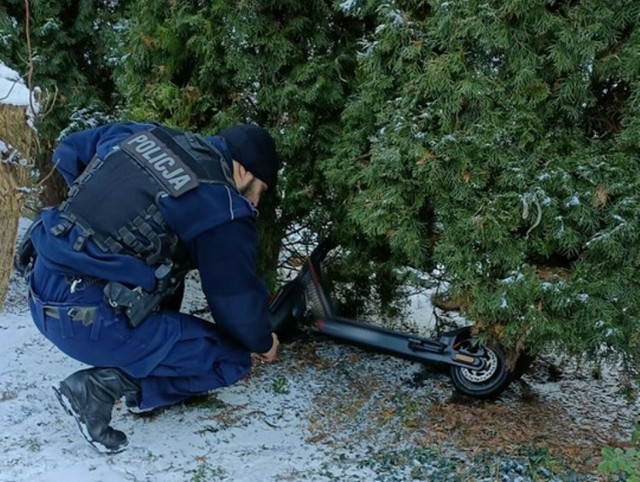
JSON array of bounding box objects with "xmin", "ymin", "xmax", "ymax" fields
[
  {"xmin": 14, "ymin": 219, "xmax": 40, "ymax": 278},
  {"xmin": 14, "ymin": 235, "xmax": 36, "ymax": 278}
]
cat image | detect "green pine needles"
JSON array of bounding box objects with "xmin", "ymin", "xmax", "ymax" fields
[{"xmin": 326, "ymin": 0, "xmax": 640, "ymax": 369}]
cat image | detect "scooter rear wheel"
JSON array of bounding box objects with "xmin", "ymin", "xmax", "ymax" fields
[{"xmin": 450, "ymin": 341, "xmax": 511, "ymax": 399}]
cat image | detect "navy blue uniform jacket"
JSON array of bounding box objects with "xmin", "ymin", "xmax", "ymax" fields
[{"xmin": 29, "ymin": 122, "xmax": 274, "ymax": 354}]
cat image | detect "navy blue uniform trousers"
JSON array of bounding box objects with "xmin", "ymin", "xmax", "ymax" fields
[{"xmin": 28, "ymin": 258, "xmax": 252, "ymax": 409}]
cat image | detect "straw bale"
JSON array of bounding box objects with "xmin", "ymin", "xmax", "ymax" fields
[{"xmin": 0, "ymin": 104, "xmax": 33, "ymax": 309}]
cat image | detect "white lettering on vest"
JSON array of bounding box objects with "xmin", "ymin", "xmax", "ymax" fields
[
  {"xmin": 155, "ymin": 156, "xmax": 175, "ymax": 169},
  {"xmin": 125, "ymin": 133, "xmax": 193, "ymax": 193}
]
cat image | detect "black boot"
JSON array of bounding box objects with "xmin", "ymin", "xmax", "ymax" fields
[{"xmin": 53, "ymin": 368, "xmax": 141, "ymax": 454}]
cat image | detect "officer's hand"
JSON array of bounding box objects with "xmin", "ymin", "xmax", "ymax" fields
[{"xmin": 256, "ymin": 333, "xmax": 279, "ymax": 363}]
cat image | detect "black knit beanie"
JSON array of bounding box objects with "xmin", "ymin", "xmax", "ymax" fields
[{"xmin": 218, "ymin": 124, "xmax": 279, "ymax": 188}]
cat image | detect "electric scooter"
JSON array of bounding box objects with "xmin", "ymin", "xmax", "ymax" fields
[{"xmin": 269, "ymin": 240, "xmax": 515, "ymax": 399}]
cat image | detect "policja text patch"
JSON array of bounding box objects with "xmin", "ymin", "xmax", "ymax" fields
[{"xmin": 119, "ymin": 130, "xmax": 199, "ymax": 197}]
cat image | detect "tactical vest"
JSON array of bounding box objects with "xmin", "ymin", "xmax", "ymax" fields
[{"xmin": 52, "ymin": 126, "xmax": 235, "ymax": 267}]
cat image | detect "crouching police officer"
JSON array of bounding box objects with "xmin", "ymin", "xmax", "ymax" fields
[{"xmin": 19, "ymin": 121, "xmax": 281, "ymax": 454}]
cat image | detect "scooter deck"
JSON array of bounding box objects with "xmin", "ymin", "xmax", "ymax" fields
[{"xmin": 312, "ymin": 316, "xmax": 485, "ymax": 370}]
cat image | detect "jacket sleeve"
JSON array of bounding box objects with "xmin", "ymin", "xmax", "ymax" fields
[
  {"xmin": 189, "ymin": 217, "xmax": 274, "ymax": 353},
  {"xmin": 52, "ymin": 122, "xmax": 155, "ymax": 185}
]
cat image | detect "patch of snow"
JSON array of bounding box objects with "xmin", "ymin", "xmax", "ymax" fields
[{"xmin": 0, "ymin": 62, "xmax": 40, "ymax": 130}]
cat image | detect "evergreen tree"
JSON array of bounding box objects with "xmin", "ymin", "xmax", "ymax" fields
[
  {"xmin": 119, "ymin": 0, "xmax": 373, "ymax": 290},
  {"xmin": 6, "ymin": 0, "xmax": 638, "ymax": 372},
  {"xmin": 329, "ymin": 0, "xmax": 640, "ymax": 367},
  {"xmin": 0, "ymin": 0, "xmax": 131, "ymax": 203}
]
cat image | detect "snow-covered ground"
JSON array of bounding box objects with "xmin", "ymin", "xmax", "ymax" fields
[
  {"xmin": 0, "ymin": 306, "xmax": 387, "ymax": 482},
  {"xmin": 0, "ymin": 219, "xmax": 444, "ymax": 482},
  {"xmin": 2, "ymin": 218, "xmax": 638, "ymax": 482}
]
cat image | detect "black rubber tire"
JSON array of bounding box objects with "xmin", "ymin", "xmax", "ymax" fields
[{"xmin": 449, "ymin": 341, "xmax": 511, "ymax": 399}]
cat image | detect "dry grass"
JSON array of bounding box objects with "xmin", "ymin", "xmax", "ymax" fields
[
  {"xmin": 419, "ymin": 395, "xmax": 606, "ymax": 473},
  {"xmin": 269, "ymin": 339, "xmax": 636, "ymax": 478},
  {"xmin": 0, "ymin": 105, "xmax": 32, "ymax": 155},
  {"xmin": 0, "ymin": 105, "xmax": 33, "ymax": 309}
]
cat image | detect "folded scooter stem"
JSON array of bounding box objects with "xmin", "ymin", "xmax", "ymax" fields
[{"xmin": 303, "ymin": 250, "xmax": 487, "ymax": 371}]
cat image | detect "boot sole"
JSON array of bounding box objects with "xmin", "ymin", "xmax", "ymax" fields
[{"xmin": 53, "ymin": 385, "xmax": 128, "ymax": 455}]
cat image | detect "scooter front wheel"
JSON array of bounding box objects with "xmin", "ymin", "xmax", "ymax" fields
[{"xmin": 449, "ymin": 341, "xmax": 511, "ymax": 399}]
